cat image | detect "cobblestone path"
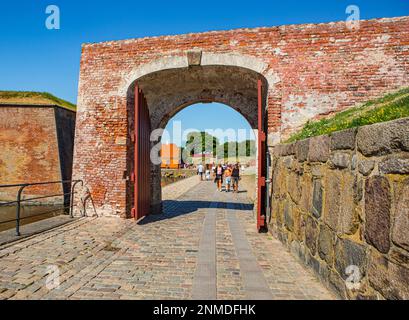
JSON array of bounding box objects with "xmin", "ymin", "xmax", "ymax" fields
[{"xmin": 0, "ymin": 181, "xmax": 335, "ymax": 300}]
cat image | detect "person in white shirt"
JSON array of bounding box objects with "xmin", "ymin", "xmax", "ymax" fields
[
  {"xmin": 205, "ymin": 169, "xmax": 211, "ymax": 181},
  {"xmin": 197, "ymin": 163, "xmax": 204, "ymax": 181}
]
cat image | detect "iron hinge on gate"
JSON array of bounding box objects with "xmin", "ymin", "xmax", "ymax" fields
[{"xmin": 259, "ymin": 177, "xmax": 266, "ymax": 187}]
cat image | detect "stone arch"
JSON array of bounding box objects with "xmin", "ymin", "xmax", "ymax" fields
[
  {"xmin": 119, "ymin": 52, "xmax": 279, "ymax": 97},
  {"xmin": 123, "ymin": 53, "xmax": 276, "ymax": 215}
]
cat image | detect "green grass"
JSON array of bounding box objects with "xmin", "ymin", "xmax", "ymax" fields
[
  {"xmin": 0, "ymin": 91, "xmax": 76, "ymax": 111},
  {"xmin": 286, "ymin": 87, "xmax": 409, "ymax": 143}
]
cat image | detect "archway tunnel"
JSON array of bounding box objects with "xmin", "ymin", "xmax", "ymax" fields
[{"xmin": 125, "ymin": 64, "xmax": 269, "ymax": 223}]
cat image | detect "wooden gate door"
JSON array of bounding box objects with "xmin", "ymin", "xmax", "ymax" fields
[
  {"xmin": 257, "ymin": 79, "xmax": 266, "ymax": 231},
  {"xmin": 132, "ymin": 84, "xmax": 151, "ymax": 220}
]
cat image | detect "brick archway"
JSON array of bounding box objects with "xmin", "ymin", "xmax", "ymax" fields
[
  {"xmin": 73, "ymin": 17, "xmax": 409, "ymax": 218},
  {"xmin": 125, "ymin": 60, "xmax": 270, "ymax": 216}
]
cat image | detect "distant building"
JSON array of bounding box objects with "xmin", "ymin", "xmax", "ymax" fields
[
  {"xmin": 0, "ymin": 91, "xmax": 76, "ymax": 203},
  {"xmin": 161, "ymin": 143, "xmax": 181, "ymax": 169}
]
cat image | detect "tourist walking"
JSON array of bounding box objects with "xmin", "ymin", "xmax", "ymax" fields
[
  {"xmin": 205, "ymin": 168, "xmax": 211, "ymax": 181},
  {"xmin": 197, "ymin": 163, "xmax": 204, "ymax": 181},
  {"xmin": 224, "ymin": 165, "xmax": 232, "ymax": 192},
  {"xmin": 232, "ymin": 163, "xmax": 240, "ymax": 193},
  {"xmin": 214, "ymin": 164, "xmax": 224, "ymax": 192}
]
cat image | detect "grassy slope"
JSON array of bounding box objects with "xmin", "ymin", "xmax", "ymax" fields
[
  {"xmin": 0, "ymin": 91, "xmax": 76, "ymax": 111},
  {"xmin": 286, "ymin": 87, "xmax": 409, "ymax": 143}
]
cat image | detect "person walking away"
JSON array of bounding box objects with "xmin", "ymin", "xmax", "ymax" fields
[
  {"xmin": 232, "ymin": 164, "xmax": 240, "ymax": 193},
  {"xmin": 198, "ymin": 163, "xmax": 204, "ymax": 181},
  {"xmin": 224, "ymin": 165, "xmax": 232, "ymax": 192},
  {"xmin": 215, "ymin": 164, "xmax": 224, "ymax": 192},
  {"xmin": 205, "ymin": 167, "xmax": 211, "ymax": 181}
]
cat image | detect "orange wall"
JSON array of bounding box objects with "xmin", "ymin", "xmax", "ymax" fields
[{"xmin": 161, "ymin": 144, "xmax": 180, "ymax": 169}]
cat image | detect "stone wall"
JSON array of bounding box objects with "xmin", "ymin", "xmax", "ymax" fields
[
  {"xmin": 270, "ymin": 117, "xmax": 409, "ymax": 300},
  {"xmin": 0, "ymin": 106, "xmax": 76, "ymax": 204},
  {"xmin": 73, "ymin": 16, "xmax": 409, "ymax": 217}
]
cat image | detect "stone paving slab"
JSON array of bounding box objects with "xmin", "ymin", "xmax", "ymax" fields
[
  {"xmin": 162, "ymin": 174, "xmax": 201, "ymax": 201},
  {"xmin": 0, "ymin": 215, "xmax": 79, "ymax": 247},
  {"xmin": 0, "ymin": 179, "xmax": 335, "ymax": 300},
  {"xmin": 191, "ymin": 191, "xmax": 217, "ymax": 300},
  {"xmin": 225, "ymin": 202, "xmax": 272, "ymax": 300}
]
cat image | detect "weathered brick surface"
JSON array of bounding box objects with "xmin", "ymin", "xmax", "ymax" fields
[
  {"xmin": 73, "ymin": 16, "xmax": 409, "ymax": 218},
  {"xmin": 0, "ymin": 107, "xmax": 75, "ymax": 202}
]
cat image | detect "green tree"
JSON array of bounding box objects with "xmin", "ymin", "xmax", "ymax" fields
[
  {"xmin": 223, "ymin": 140, "xmax": 256, "ymax": 158},
  {"xmin": 185, "ymin": 131, "xmax": 219, "ymax": 157}
]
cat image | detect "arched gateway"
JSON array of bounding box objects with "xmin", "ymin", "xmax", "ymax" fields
[
  {"xmin": 126, "ymin": 59, "xmax": 272, "ymax": 230},
  {"xmin": 72, "ymin": 17, "xmax": 409, "ymax": 228}
]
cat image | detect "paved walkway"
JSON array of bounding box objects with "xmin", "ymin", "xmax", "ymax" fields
[
  {"xmin": 0, "ymin": 181, "xmax": 335, "ymax": 300},
  {"xmin": 162, "ymin": 174, "xmax": 201, "ymax": 200}
]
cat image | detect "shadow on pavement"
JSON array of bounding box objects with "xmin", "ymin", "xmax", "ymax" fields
[{"xmin": 137, "ymin": 200, "xmax": 254, "ymax": 225}]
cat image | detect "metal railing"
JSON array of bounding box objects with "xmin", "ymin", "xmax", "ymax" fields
[{"xmin": 0, "ymin": 180, "xmax": 83, "ymax": 236}]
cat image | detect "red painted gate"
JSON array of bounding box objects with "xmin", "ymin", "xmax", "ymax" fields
[
  {"xmin": 132, "ymin": 84, "xmax": 151, "ymax": 220},
  {"xmin": 257, "ymin": 79, "xmax": 267, "ymax": 231}
]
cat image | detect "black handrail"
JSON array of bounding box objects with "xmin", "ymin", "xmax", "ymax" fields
[
  {"xmin": 0, "ymin": 191, "xmax": 75, "ymax": 206},
  {"xmin": 0, "ymin": 180, "xmax": 83, "ymax": 236}
]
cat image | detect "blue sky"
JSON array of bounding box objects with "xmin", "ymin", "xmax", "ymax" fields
[
  {"xmin": 162, "ymin": 103, "xmax": 257, "ymax": 146},
  {"xmin": 1, "ymin": 0, "xmax": 408, "ymax": 144}
]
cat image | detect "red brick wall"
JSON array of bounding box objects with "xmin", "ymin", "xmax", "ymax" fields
[
  {"xmin": 0, "ymin": 107, "xmax": 62, "ymax": 202},
  {"xmin": 73, "ymin": 16, "xmax": 409, "ymax": 217}
]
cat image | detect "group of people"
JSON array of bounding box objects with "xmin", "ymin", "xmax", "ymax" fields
[{"xmin": 197, "ymin": 163, "xmax": 240, "ymax": 193}]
